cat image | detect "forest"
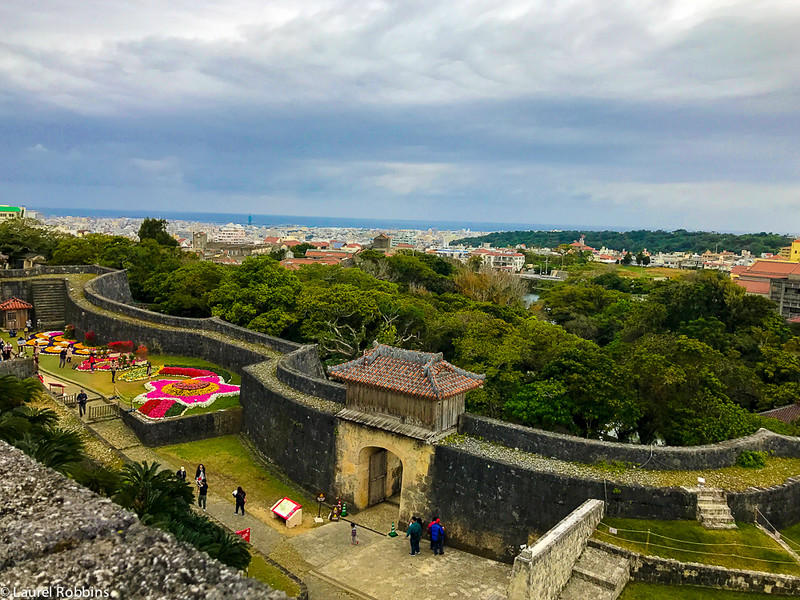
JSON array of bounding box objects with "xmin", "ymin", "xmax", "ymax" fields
[
  {"xmin": 3, "ymin": 217, "xmax": 799, "ymax": 447},
  {"xmin": 450, "ymin": 229, "xmax": 794, "ymax": 255}
]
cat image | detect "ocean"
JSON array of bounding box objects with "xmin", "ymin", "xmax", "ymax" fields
[{"xmin": 35, "ymin": 207, "xmax": 626, "ymax": 233}]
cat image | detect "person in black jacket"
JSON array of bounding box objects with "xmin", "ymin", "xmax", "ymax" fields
[
  {"xmin": 234, "ymin": 487, "xmax": 246, "ymax": 515},
  {"xmin": 198, "ymin": 479, "xmax": 208, "ymax": 511},
  {"xmin": 176, "ymin": 466, "xmax": 187, "ymax": 481}
]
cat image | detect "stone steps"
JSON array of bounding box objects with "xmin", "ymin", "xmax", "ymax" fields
[
  {"xmin": 558, "ymin": 546, "xmax": 629, "ymax": 600},
  {"xmin": 30, "ymin": 281, "xmax": 67, "ymax": 325},
  {"xmin": 694, "ymin": 487, "xmax": 737, "ymax": 530}
]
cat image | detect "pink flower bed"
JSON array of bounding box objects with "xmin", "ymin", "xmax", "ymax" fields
[{"xmin": 135, "ymin": 375, "xmax": 239, "ymax": 406}]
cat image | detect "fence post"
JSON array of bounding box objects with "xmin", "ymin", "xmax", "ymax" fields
[{"xmin": 646, "ymin": 529, "xmax": 650, "ymax": 553}]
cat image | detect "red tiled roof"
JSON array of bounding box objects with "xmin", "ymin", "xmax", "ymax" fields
[
  {"xmin": 760, "ymin": 403, "xmax": 800, "ymax": 424},
  {"xmin": 0, "ymin": 297, "xmax": 33, "ymax": 311},
  {"xmin": 736, "ymin": 279, "xmax": 771, "ymax": 295},
  {"xmin": 280, "ymin": 257, "xmax": 341, "ymax": 270},
  {"xmin": 742, "ymin": 260, "xmax": 800, "ymax": 277},
  {"xmin": 329, "ymin": 343, "xmax": 484, "ymax": 400},
  {"xmin": 282, "ymin": 240, "xmax": 302, "ymax": 247},
  {"xmin": 263, "ymin": 236, "xmax": 280, "ymax": 244}
]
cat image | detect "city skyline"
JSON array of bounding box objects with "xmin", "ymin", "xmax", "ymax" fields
[{"xmin": 2, "ymin": 1, "xmax": 799, "ymax": 232}]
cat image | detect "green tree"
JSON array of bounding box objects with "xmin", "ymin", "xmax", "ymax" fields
[
  {"xmin": 207, "ymin": 255, "xmax": 301, "ymax": 334},
  {"xmin": 0, "ymin": 218, "xmax": 63, "ymax": 263},
  {"xmin": 291, "ymin": 242, "xmax": 316, "ymax": 257},
  {"xmin": 150, "ymin": 261, "xmax": 228, "ymax": 317},
  {"xmin": 138, "ymin": 218, "xmax": 178, "ymax": 247}
]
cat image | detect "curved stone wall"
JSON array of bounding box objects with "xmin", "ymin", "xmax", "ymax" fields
[
  {"xmin": 460, "ymin": 414, "xmax": 800, "ymax": 471},
  {"xmin": 276, "ymin": 345, "xmax": 346, "ymax": 403}
]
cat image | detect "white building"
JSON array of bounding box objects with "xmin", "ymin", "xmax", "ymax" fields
[
  {"xmin": 470, "ymin": 248, "xmax": 525, "ymax": 272},
  {"xmin": 0, "ymin": 205, "xmax": 25, "ymax": 220},
  {"xmin": 214, "ymin": 223, "xmax": 246, "ymax": 244}
]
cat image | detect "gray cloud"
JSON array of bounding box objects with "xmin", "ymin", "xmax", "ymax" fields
[{"xmin": 0, "ymin": 0, "xmax": 798, "ymax": 231}]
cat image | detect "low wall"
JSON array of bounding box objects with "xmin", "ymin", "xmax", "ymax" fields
[
  {"xmin": 460, "ymin": 414, "xmax": 800, "ymax": 471},
  {"xmin": 728, "ymin": 477, "xmax": 800, "ymax": 529},
  {"xmin": 276, "ymin": 346, "xmax": 346, "ymax": 403},
  {"xmin": 119, "ymin": 406, "xmax": 242, "ymax": 447},
  {"xmin": 591, "ymin": 539, "xmax": 800, "ymax": 595},
  {"xmin": 0, "ymin": 265, "xmax": 113, "ymax": 278},
  {"xmin": 508, "ymin": 499, "xmax": 604, "ymax": 600},
  {"xmin": 83, "ymin": 270, "xmax": 304, "ymax": 355},
  {"xmin": 431, "ymin": 444, "xmax": 696, "ymax": 562},
  {"xmin": 0, "ymin": 358, "xmax": 35, "ymax": 380},
  {"xmin": 241, "ymin": 365, "xmax": 338, "ymax": 495}
]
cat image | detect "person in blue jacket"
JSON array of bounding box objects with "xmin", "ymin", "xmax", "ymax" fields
[
  {"xmin": 406, "ymin": 517, "xmax": 422, "ymax": 555},
  {"xmin": 430, "ymin": 519, "xmax": 445, "ymax": 555}
]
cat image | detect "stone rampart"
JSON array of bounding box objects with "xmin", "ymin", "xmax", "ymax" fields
[
  {"xmin": 728, "ymin": 476, "xmax": 800, "ymax": 530},
  {"xmin": 0, "ymin": 440, "xmax": 285, "ymax": 599},
  {"xmin": 591, "ymin": 539, "xmax": 800, "ymax": 595},
  {"xmin": 431, "ymin": 443, "xmax": 696, "ymax": 562},
  {"xmin": 460, "ymin": 414, "xmax": 800, "ymax": 470},
  {"xmin": 0, "ymin": 265, "xmax": 113, "ymax": 279},
  {"xmin": 0, "ymin": 358, "xmax": 35, "ymax": 380},
  {"xmin": 276, "ymin": 345, "xmax": 346, "ymax": 403},
  {"xmin": 241, "ymin": 365, "xmax": 339, "ymax": 495},
  {"xmin": 507, "ymin": 499, "xmax": 604, "ymax": 600},
  {"xmin": 119, "ymin": 406, "xmax": 242, "ymax": 447}
]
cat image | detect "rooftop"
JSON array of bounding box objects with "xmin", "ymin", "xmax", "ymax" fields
[
  {"xmin": 0, "ymin": 297, "xmax": 34, "ymax": 311},
  {"xmin": 328, "ymin": 342, "xmax": 484, "ymax": 400},
  {"xmin": 760, "ymin": 403, "xmax": 800, "ymax": 424}
]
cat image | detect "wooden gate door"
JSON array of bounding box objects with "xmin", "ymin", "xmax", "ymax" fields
[{"xmin": 368, "ymin": 449, "xmax": 388, "ymax": 506}]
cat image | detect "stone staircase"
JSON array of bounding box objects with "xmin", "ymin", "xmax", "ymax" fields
[
  {"xmin": 558, "ymin": 546, "xmax": 630, "ymax": 600},
  {"xmin": 30, "ymin": 280, "xmax": 67, "ymax": 328},
  {"xmin": 696, "ymin": 488, "xmax": 737, "ymax": 530}
]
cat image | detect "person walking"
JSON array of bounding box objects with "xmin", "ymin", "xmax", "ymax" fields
[
  {"xmin": 146, "ymin": 361, "xmax": 152, "ymax": 377},
  {"xmin": 406, "ymin": 516, "xmax": 422, "ymax": 556},
  {"xmin": 234, "ymin": 487, "xmax": 246, "ymax": 515},
  {"xmin": 430, "ymin": 519, "xmax": 445, "ymax": 555},
  {"xmin": 77, "ymin": 389, "xmax": 88, "ymax": 417},
  {"xmin": 195, "ymin": 464, "xmax": 206, "ymax": 484},
  {"xmin": 198, "ymin": 479, "xmax": 208, "ymax": 511},
  {"xmin": 17, "ymin": 336, "xmax": 25, "ymax": 356},
  {"xmin": 65, "ymin": 345, "xmax": 73, "ymax": 364},
  {"xmin": 89, "ymin": 353, "xmax": 96, "ymax": 372},
  {"xmin": 176, "ymin": 466, "xmax": 187, "ymax": 481},
  {"xmin": 350, "ymin": 522, "xmax": 359, "ymax": 545},
  {"xmin": 59, "ymin": 347, "xmax": 67, "ymax": 368},
  {"xmin": 110, "ymin": 361, "xmax": 117, "ymax": 383}
]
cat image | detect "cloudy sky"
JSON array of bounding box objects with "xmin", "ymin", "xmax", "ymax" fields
[{"xmin": 1, "ymin": 0, "xmax": 799, "ymax": 231}]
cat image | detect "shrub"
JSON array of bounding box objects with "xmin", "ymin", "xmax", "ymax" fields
[
  {"xmin": 64, "ymin": 324, "xmax": 76, "ymax": 340},
  {"xmin": 135, "ymin": 344, "xmax": 148, "ymax": 358},
  {"xmin": 84, "ymin": 330, "xmax": 96, "ymax": 344},
  {"xmin": 736, "ymin": 450, "xmax": 768, "ymax": 469},
  {"xmin": 109, "ymin": 341, "xmax": 134, "ymax": 353}
]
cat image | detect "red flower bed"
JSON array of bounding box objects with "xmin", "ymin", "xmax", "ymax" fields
[
  {"xmin": 138, "ymin": 398, "xmax": 177, "ymax": 419},
  {"xmin": 109, "ymin": 341, "xmax": 134, "ymax": 353},
  {"xmin": 159, "ymin": 367, "xmax": 216, "ymax": 378}
]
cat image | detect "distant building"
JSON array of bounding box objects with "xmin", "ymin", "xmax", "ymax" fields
[
  {"xmin": 732, "ymin": 259, "xmax": 800, "ymax": 319},
  {"xmin": 214, "ymin": 223, "xmax": 246, "ymax": 244},
  {"xmin": 372, "ymin": 233, "xmax": 391, "ymax": 253},
  {"xmin": 0, "ymin": 205, "xmax": 25, "ymax": 220},
  {"xmin": 192, "ymin": 231, "xmax": 208, "ymax": 251},
  {"xmin": 470, "ymin": 248, "xmax": 525, "ymax": 272}
]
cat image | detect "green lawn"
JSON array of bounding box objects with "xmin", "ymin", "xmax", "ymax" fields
[
  {"xmin": 247, "ymin": 554, "xmax": 301, "ymax": 597},
  {"xmin": 153, "ymin": 435, "xmax": 316, "ymax": 521},
  {"xmin": 183, "ymin": 394, "xmax": 240, "ymax": 416},
  {"xmin": 779, "ymin": 522, "xmax": 800, "ymax": 555},
  {"xmin": 620, "ymin": 583, "xmax": 776, "ymax": 600},
  {"xmin": 596, "ymin": 519, "xmax": 800, "ymax": 576}
]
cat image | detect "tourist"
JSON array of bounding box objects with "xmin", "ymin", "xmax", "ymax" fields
[
  {"xmin": 8, "ymin": 328, "xmax": 16, "ymax": 338},
  {"xmin": 195, "ymin": 464, "xmax": 206, "ymax": 484},
  {"xmin": 89, "ymin": 353, "xmax": 96, "ymax": 372},
  {"xmin": 65, "ymin": 345, "xmax": 73, "ymax": 364},
  {"xmin": 198, "ymin": 479, "xmax": 208, "ymax": 511},
  {"xmin": 406, "ymin": 516, "xmax": 422, "ymax": 556},
  {"xmin": 430, "ymin": 519, "xmax": 445, "ymax": 555},
  {"xmin": 33, "ymin": 343, "xmax": 40, "ymax": 357},
  {"xmin": 177, "ymin": 466, "xmax": 187, "ymax": 481},
  {"xmin": 16, "ymin": 337, "xmax": 24, "ymax": 357},
  {"xmin": 351, "ymin": 522, "xmax": 359, "ymax": 545},
  {"xmin": 25, "ymin": 319, "xmax": 32, "ymax": 332},
  {"xmin": 110, "ymin": 361, "xmax": 117, "ymax": 383},
  {"xmin": 77, "ymin": 389, "xmax": 88, "ymax": 417},
  {"xmin": 234, "ymin": 486, "xmax": 246, "ymax": 515},
  {"xmin": 59, "ymin": 347, "xmax": 67, "ymax": 368},
  {"xmin": 146, "ymin": 361, "xmax": 152, "ymax": 377}
]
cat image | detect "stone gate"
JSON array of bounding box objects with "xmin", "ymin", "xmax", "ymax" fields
[{"xmin": 329, "ymin": 343, "xmax": 485, "ymax": 522}]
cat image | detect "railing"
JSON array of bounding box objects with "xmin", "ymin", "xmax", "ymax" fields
[
  {"xmin": 61, "ymin": 393, "xmax": 77, "ymax": 408},
  {"xmin": 88, "ymin": 404, "xmax": 119, "ymax": 421}
]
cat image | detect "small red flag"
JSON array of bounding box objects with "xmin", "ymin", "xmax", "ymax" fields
[{"xmin": 235, "ymin": 528, "xmax": 251, "ymax": 542}]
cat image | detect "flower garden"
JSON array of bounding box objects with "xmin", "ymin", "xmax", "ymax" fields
[{"xmin": 27, "ymin": 332, "xmax": 240, "ymax": 421}]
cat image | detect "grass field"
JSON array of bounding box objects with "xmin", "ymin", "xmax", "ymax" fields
[
  {"xmin": 246, "ymin": 554, "xmax": 301, "ymax": 597},
  {"xmin": 596, "ymin": 519, "xmax": 800, "ymax": 576},
  {"xmin": 153, "ymin": 435, "xmax": 317, "ymax": 529},
  {"xmin": 619, "ymin": 583, "xmax": 776, "ymax": 600},
  {"xmin": 779, "ymin": 521, "xmax": 800, "ymax": 555}
]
